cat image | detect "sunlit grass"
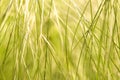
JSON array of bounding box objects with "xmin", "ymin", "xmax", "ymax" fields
[{"xmin": 0, "ymin": 0, "xmax": 120, "ymax": 80}]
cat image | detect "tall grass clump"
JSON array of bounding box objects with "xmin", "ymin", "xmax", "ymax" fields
[{"xmin": 0, "ymin": 0, "xmax": 120, "ymax": 80}]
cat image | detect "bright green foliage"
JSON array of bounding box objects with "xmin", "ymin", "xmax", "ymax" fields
[{"xmin": 0, "ymin": 0, "xmax": 120, "ymax": 80}]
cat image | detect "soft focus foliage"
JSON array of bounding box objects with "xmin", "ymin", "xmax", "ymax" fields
[{"xmin": 0, "ymin": 0, "xmax": 120, "ymax": 80}]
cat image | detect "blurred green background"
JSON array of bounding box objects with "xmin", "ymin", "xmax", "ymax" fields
[{"xmin": 0, "ymin": 0, "xmax": 120, "ymax": 80}]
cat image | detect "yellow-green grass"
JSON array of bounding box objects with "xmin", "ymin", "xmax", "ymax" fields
[{"xmin": 0, "ymin": 0, "xmax": 120, "ymax": 80}]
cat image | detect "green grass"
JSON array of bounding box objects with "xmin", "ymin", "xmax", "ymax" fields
[{"xmin": 0, "ymin": 0, "xmax": 120, "ymax": 80}]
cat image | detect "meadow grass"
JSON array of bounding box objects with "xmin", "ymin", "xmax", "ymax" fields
[{"xmin": 0, "ymin": 0, "xmax": 120, "ymax": 80}]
